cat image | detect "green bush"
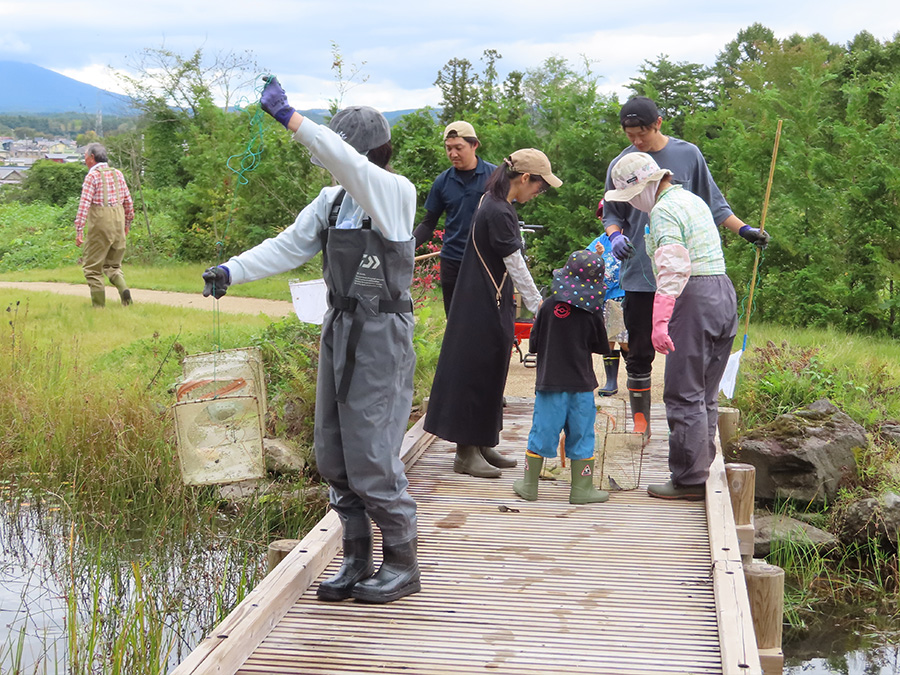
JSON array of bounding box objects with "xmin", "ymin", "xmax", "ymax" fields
[{"xmin": 0, "ymin": 200, "xmax": 80, "ymax": 271}]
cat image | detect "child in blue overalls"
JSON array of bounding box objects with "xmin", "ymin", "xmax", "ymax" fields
[{"xmin": 513, "ymin": 249, "xmax": 611, "ymax": 504}]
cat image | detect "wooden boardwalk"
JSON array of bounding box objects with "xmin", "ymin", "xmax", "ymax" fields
[{"xmin": 174, "ymin": 400, "xmax": 760, "ymax": 675}]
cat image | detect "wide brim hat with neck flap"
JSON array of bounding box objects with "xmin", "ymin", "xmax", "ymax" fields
[{"xmin": 551, "ymin": 249, "xmax": 605, "ymax": 314}]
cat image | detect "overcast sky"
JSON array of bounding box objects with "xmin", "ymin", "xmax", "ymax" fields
[{"xmin": 2, "ymin": 1, "xmax": 899, "ymax": 112}]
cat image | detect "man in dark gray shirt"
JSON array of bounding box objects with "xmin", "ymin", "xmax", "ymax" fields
[
  {"xmin": 414, "ymin": 121, "xmax": 497, "ymax": 315},
  {"xmin": 602, "ymin": 96, "xmax": 769, "ymax": 442}
]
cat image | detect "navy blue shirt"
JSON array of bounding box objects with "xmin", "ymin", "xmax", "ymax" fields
[{"xmin": 424, "ymin": 156, "xmax": 497, "ymax": 262}]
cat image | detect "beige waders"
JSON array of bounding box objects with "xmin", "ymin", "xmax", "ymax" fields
[{"xmin": 82, "ymin": 167, "xmax": 129, "ymax": 307}]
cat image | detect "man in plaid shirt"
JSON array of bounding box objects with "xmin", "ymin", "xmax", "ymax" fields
[
  {"xmin": 605, "ymin": 152, "xmax": 737, "ymax": 501},
  {"xmin": 75, "ymin": 143, "xmax": 134, "ymax": 307}
]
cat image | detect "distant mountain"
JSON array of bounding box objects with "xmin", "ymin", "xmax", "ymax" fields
[
  {"xmin": 0, "ymin": 61, "xmax": 429, "ymax": 122},
  {"xmin": 0, "ymin": 61, "xmax": 133, "ymax": 115}
]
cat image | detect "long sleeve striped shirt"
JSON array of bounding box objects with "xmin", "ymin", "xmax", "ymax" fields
[{"xmin": 74, "ymin": 163, "xmax": 134, "ymax": 237}]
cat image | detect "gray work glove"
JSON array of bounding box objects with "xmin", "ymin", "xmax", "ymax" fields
[{"xmin": 202, "ymin": 265, "xmax": 231, "ymax": 299}]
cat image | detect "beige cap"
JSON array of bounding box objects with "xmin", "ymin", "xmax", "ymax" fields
[
  {"xmin": 604, "ymin": 152, "xmax": 672, "ymax": 202},
  {"xmin": 444, "ymin": 120, "xmax": 477, "ymax": 141},
  {"xmin": 508, "ymin": 148, "xmax": 562, "ymax": 188}
]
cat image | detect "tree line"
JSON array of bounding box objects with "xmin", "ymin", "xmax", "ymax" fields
[{"xmin": 3, "ymin": 26, "xmax": 899, "ymax": 338}]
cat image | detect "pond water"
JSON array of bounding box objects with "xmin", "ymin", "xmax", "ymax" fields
[
  {"xmin": 0, "ymin": 496, "xmax": 266, "ymax": 674},
  {"xmin": 785, "ymin": 611, "xmax": 900, "ymax": 674}
]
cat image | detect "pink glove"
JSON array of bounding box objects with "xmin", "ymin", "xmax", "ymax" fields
[{"xmin": 651, "ymin": 293, "xmax": 677, "ymax": 354}]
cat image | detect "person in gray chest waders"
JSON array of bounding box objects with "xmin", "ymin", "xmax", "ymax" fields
[{"xmin": 201, "ymin": 76, "xmax": 419, "ymax": 603}]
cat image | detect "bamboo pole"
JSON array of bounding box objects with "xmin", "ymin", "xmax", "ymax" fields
[{"xmin": 742, "ymin": 120, "xmax": 783, "ymax": 340}]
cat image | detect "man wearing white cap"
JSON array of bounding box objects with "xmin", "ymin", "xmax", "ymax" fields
[
  {"xmin": 414, "ymin": 121, "xmax": 497, "ymax": 315},
  {"xmin": 605, "ymin": 152, "xmax": 737, "ymax": 500},
  {"xmin": 601, "ymin": 96, "xmax": 767, "ymax": 443}
]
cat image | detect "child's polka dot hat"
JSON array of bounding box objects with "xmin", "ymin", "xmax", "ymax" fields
[{"xmin": 551, "ymin": 249, "xmax": 605, "ymax": 314}]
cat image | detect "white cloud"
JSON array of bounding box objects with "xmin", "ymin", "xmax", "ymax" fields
[
  {"xmin": 5, "ymin": 0, "xmax": 900, "ymax": 112},
  {"xmin": 56, "ymin": 64, "xmax": 129, "ymax": 95},
  {"xmin": 0, "ymin": 32, "xmax": 29, "ymax": 54}
]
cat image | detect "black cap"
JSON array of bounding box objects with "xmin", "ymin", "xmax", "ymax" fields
[{"xmin": 620, "ymin": 96, "xmax": 660, "ymax": 127}]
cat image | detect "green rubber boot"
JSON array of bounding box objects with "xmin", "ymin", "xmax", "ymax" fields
[
  {"xmin": 453, "ymin": 444, "xmax": 501, "ymax": 478},
  {"xmin": 512, "ymin": 454, "xmax": 543, "ymax": 501},
  {"xmin": 569, "ymin": 459, "xmax": 609, "ymax": 504},
  {"xmin": 90, "ymin": 289, "xmax": 106, "ymax": 308}
]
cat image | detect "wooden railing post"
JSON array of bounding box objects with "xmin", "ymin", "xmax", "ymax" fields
[
  {"xmin": 267, "ymin": 539, "xmax": 300, "ymax": 574},
  {"xmin": 725, "ymin": 462, "xmax": 756, "ymax": 564},
  {"xmin": 718, "ymin": 406, "xmax": 741, "ymax": 449},
  {"xmin": 744, "ymin": 562, "xmax": 785, "ymax": 675}
]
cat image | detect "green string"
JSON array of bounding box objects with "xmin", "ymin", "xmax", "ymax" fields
[
  {"xmin": 210, "ymin": 78, "xmax": 268, "ymax": 351},
  {"xmin": 736, "ymin": 246, "xmax": 766, "ymax": 338}
]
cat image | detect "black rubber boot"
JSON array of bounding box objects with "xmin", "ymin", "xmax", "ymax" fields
[
  {"xmin": 120, "ymin": 289, "xmax": 133, "ymax": 306},
  {"xmin": 598, "ymin": 350, "xmax": 620, "ymax": 397},
  {"xmin": 316, "ymin": 536, "xmax": 375, "ymax": 601},
  {"xmin": 627, "ymin": 375, "xmax": 652, "ymax": 444},
  {"xmin": 351, "ymin": 538, "xmax": 421, "ymax": 604},
  {"xmin": 481, "ymin": 446, "xmax": 517, "ymax": 468},
  {"xmin": 454, "ymin": 444, "xmax": 501, "ymax": 478}
]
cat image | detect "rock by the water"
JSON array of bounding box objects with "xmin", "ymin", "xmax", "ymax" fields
[
  {"xmin": 838, "ymin": 491, "xmax": 900, "ymax": 549},
  {"xmin": 754, "ymin": 513, "xmax": 838, "ymax": 558},
  {"xmin": 263, "ymin": 437, "xmax": 307, "ymax": 475},
  {"xmin": 729, "ymin": 399, "xmax": 865, "ymax": 505}
]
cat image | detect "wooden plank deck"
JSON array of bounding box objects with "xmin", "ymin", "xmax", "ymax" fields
[{"xmin": 174, "ymin": 399, "xmax": 760, "ymax": 675}]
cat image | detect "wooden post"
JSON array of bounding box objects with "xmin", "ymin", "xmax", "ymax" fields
[
  {"xmin": 267, "ymin": 539, "xmax": 300, "ymax": 574},
  {"xmin": 718, "ymin": 406, "xmax": 741, "ymax": 449},
  {"xmin": 725, "ymin": 463, "xmax": 756, "ymax": 563},
  {"xmin": 744, "ymin": 562, "xmax": 785, "ymax": 675}
]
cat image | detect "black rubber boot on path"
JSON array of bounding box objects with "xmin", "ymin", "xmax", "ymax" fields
[
  {"xmin": 627, "ymin": 375, "xmax": 652, "ymax": 444},
  {"xmin": 598, "ymin": 350, "xmax": 620, "ymax": 397},
  {"xmin": 316, "ymin": 536, "xmax": 375, "ymax": 601},
  {"xmin": 351, "ymin": 538, "xmax": 421, "ymax": 604}
]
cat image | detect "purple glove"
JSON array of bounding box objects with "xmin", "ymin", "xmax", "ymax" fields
[
  {"xmin": 651, "ymin": 293, "xmax": 677, "ymax": 354},
  {"xmin": 609, "ymin": 230, "xmax": 635, "ymax": 260},
  {"xmin": 202, "ymin": 265, "xmax": 231, "ymax": 299},
  {"xmin": 260, "ymin": 75, "xmax": 295, "ymax": 130},
  {"xmin": 739, "ymin": 225, "xmax": 770, "ymax": 248}
]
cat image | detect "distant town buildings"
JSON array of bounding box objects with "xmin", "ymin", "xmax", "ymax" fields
[{"xmin": 0, "ymin": 136, "xmax": 82, "ymax": 184}]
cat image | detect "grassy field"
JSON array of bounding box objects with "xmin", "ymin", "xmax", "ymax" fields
[{"xmin": 0, "ymin": 261, "xmax": 323, "ymax": 300}]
